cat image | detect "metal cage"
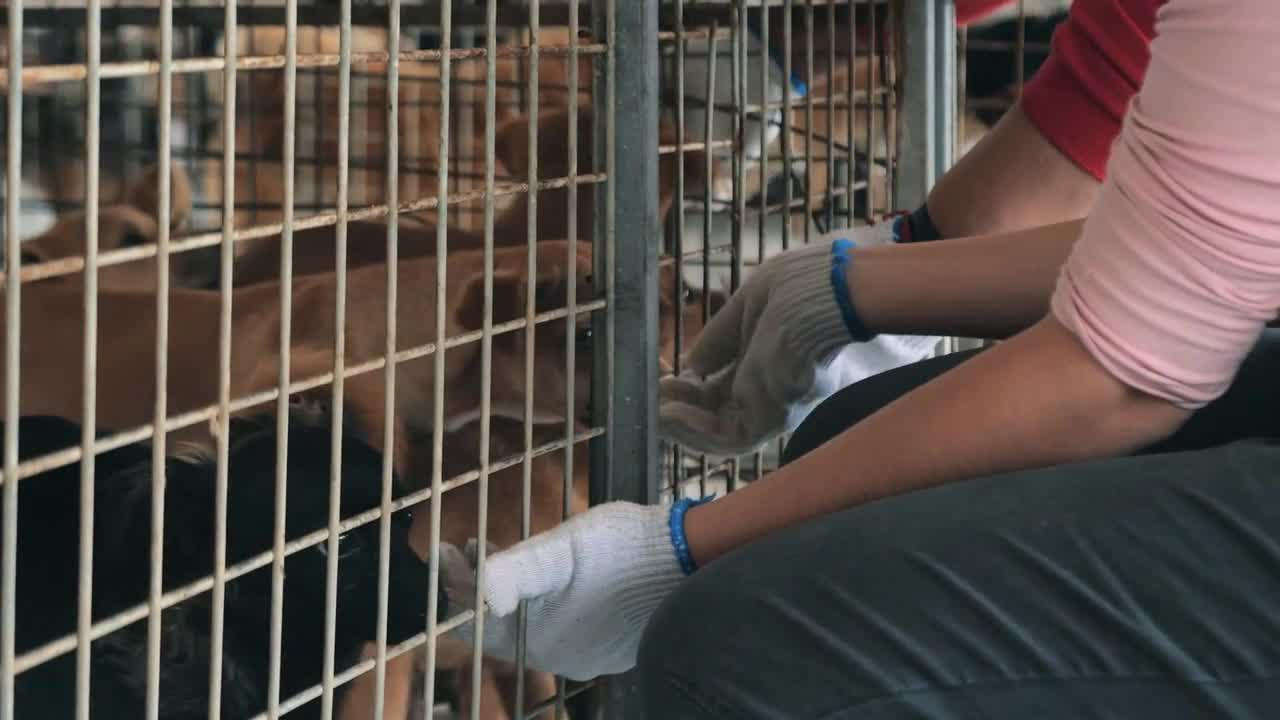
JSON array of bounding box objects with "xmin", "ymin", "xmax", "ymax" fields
[{"xmin": 0, "ymin": 0, "xmax": 1061, "ymax": 718}]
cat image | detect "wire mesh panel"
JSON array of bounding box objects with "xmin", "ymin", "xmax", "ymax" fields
[
  {"xmin": 0, "ymin": 1, "xmax": 633, "ymax": 719},
  {"xmin": 0, "ymin": 0, "xmax": 1054, "ymax": 717},
  {"xmin": 653, "ymin": 0, "xmax": 908, "ymax": 501},
  {"xmin": 956, "ymin": 0, "xmax": 1069, "ymax": 160}
]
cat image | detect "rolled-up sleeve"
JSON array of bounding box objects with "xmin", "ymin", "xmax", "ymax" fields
[{"xmin": 1052, "ymin": 0, "xmax": 1280, "ymax": 408}]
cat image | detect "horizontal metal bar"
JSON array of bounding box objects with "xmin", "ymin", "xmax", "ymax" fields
[
  {"xmin": 3, "ymin": 174, "xmax": 607, "ymax": 286},
  {"xmin": 521, "ymin": 681, "xmax": 598, "ymax": 719},
  {"xmin": 655, "ymin": 139, "xmax": 734, "ymax": 155},
  {"xmin": 12, "ymin": 425, "xmax": 603, "ymax": 676},
  {"xmin": 0, "ymin": 301, "xmax": 606, "ymax": 485},
  {"xmin": 1, "ymin": 44, "xmax": 607, "ymax": 88},
  {"xmin": 4, "ymin": 4, "xmax": 579, "ymax": 29},
  {"xmin": 1, "ymin": 1, "xmax": 886, "ymax": 31}
]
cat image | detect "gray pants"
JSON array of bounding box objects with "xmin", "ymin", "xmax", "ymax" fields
[{"xmin": 637, "ymin": 334, "xmax": 1280, "ymax": 718}]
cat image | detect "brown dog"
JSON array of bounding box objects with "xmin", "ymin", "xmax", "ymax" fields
[
  {"xmin": 332, "ymin": 258, "xmax": 722, "ymax": 720},
  {"xmin": 391, "ymin": 263, "xmax": 721, "ymax": 720},
  {"xmin": 4, "ymin": 240, "xmax": 594, "ymax": 464},
  {"xmin": 20, "ymin": 164, "xmax": 217, "ymax": 291},
  {"xmin": 228, "ymin": 104, "xmax": 707, "ymax": 289}
]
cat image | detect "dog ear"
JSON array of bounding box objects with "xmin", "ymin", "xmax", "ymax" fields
[
  {"xmin": 533, "ymin": 109, "xmax": 573, "ymax": 180},
  {"xmin": 494, "ymin": 113, "xmax": 534, "ymax": 180},
  {"xmin": 454, "ymin": 262, "xmax": 573, "ymax": 332},
  {"xmin": 127, "ymin": 162, "xmax": 194, "ymax": 231},
  {"xmin": 454, "ymin": 269, "xmax": 528, "ymax": 333}
]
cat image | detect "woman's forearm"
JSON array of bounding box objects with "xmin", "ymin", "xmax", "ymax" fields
[
  {"xmin": 851, "ymin": 218, "xmax": 1084, "ymax": 339},
  {"xmin": 684, "ymin": 316, "xmax": 1189, "ymax": 566}
]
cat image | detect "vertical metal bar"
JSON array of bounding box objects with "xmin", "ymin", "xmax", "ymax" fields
[
  {"xmin": 517, "ymin": 2, "xmax": 542, "ymax": 714},
  {"xmin": 208, "ymin": 0, "xmax": 238, "ymax": 715},
  {"xmin": 423, "ymin": 0, "xmax": 453, "ymax": 711},
  {"xmin": 895, "ymin": 0, "xmax": 954, "ymax": 212},
  {"xmin": 865, "ymin": 0, "xmax": 877, "ymax": 223},
  {"xmin": 75, "ymin": 1, "xmax": 102, "ymax": 716},
  {"xmin": 267, "ymin": 1, "xmax": 299, "ymax": 715},
  {"xmin": 468, "ymin": 0, "xmax": 499, "ymax": 715},
  {"xmin": 781, "ymin": 0, "xmax": 793, "ymax": 252},
  {"xmin": 588, "ymin": 0, "xmax": 615, "ymax": 506},
  {"xmin": 374, "ymin": 0, "xmax": 402, "ymax": 716},
  {"xmin": 803, "ymin": 0, "xmax": 815, "ymax": 241},
  {"xmin": 935, "ymin": 1, "xmax": 956, "ymax": 180},
  {"xmin": 846, "ymin": 0, "xmax": 857, "ymax": 228},
  {"xmin": 605, "ymin": 0, "xmax": 658, "ymax": 502},
  {"xmin": 957, "ymin": 25, "xmax": 967, "ymax": 156},
  {"xmin": 321, "ymin": 0, "xmax": 353, "ymax": 716},
  {"xmin": 823, "ymin": 0, "xmax": 834, "ymax": 230},
  {"xmin": 757, "ymin": 1, "xmax": 769, "ymax": 260},
  {"xmin": 884, "ymin": 0, "xmax": 898, "ymax": 212},
  {"xmin": 1015, "ymin": 0, "xmax": 1026, "ymax": 99},
  {"xmin": 671, "ymin": 0, "xmax": 687, "ymax": 503},
  {"xmin": 145, "ymin": 0, "xmax": 175, "ymax": 715},
  {"xmin": 600, "ymin": 0, "xmax": 657, "ymax": 709},
  {"xmin": 731, "ymin": 2, "xmax": 745, "ymax": 296},
  {"xmin": 0, "ymin": 0, "xmax": 20, "ymax": 713},
  {"xmin": 727, "ymin": 0, "xmax": 746, "ymax": 493},
  {"xmin": 698, "ymin": 26, "xmax": 717, "ymax": 499},
  {"xmin": 752, "ymin": 0, "xmax": 771, "ymax": 486},
  {"xmin": 559, "ymin": 1, "xmax": 584, "ymax": 712}
]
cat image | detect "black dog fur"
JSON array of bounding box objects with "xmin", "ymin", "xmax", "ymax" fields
[{"xmin": 5, "ymin": 404, "xmax": 442, "ymax": 719}]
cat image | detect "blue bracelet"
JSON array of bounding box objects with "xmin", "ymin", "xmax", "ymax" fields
[
  {"xmin": 669, "ymin": 495, "xmax": 716, "ymax": 576},
  {"xmin": 830, "ymin": 238, "xmax": 876, "ymax": 342}
]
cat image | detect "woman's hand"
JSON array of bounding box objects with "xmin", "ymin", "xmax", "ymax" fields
[
  {"xmin": 441, "ymin": 502, "xmax": 685, "ymax": 681},
  {"xmin": 660, "ymin": 225, "xmax": 939, "ymax": 456}
]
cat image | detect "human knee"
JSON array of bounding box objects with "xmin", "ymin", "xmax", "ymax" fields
[{"xmin": 636, "ymin": 573, "xmax": 747, "ymax": 718}]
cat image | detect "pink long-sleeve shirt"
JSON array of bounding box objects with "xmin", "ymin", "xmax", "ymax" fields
[{"xmin": 1050, "ymin": 0, "xmax": 1280, "ymax": 408}]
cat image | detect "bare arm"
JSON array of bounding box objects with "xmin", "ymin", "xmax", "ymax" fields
[
  {"xmin": 687, "ymin": 0, "xmax": 1280, "ymax": 566},
  {"xmin": 850, "ymin": 218, "xmax": 1083, "ymax": 340},
  {"xmin": 928, "ymin": 103, "xmax": 1098, "ymax": 237},
  {"xmin": 685, "ymin": 315, "xmax": 1188, "ymax": 565}
]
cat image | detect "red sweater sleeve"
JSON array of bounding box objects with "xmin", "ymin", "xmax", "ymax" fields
[
  {"xmin": 1021, "ymin": 0, "xmax": 1163, "ymax": 181},
  {"xmin": 956, "ymin": 0, "xmax": 1018, "ymax": 26}
]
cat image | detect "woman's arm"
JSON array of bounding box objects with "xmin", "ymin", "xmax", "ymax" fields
[
  {"xmin": 849, "ymin": 218, "xmax": 1082, "ymax": 340},
  {"xmin": 690, "ymin": 0, "xmax": 1280, "ymax": 565},
  {"xmin": 686, "ymin": 316, "xmax": 1186, "ymax": 564}
]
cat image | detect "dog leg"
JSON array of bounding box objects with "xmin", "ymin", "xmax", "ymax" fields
[
  {"xmin": 336, "ymin": 644, "xmax": 415, "ymax": 720},
  {"xmin": 456, "ymin": 662, "xmax": 512, "ymax": 720}
]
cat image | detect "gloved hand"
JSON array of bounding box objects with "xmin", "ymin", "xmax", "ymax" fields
[
  {"xmin": 660, "ymin": 219, "xmax": 941, "ymax": 456},
  {"xmin": 440, "ymin": 501, "xmax": 692, "ymax": 682}
]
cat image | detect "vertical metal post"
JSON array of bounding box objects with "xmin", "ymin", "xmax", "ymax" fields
[
  {"xmin": 599, "ymin": 0, "xmax": 658, "ymax": 508},
  {"xmin": 897, "ymin": 0, "xmax": 962, "ymax": 353},
  {"xmin": 268, "ymin": 2, "xmax": 299, "ymax": 715},
  {"xmin": 600, "ymin": 0, "xmax": 658, "ymax": 706},
  {"xmin": 0, "ymin": 0, "xmax": 22, "ymax": 710},
  {"xmin": 76, "ymin": 1, "xmax": 103, "ymax": 716},
  {"xmin": 374, "ymin": 0, "xmax": 402, "ymax": 715},
  {"xmin": 145, "ymin": 1, "xmax": 175, "ymax": 716},
  {"xmin": 894, "ymin": 0, "xmax": 955, "ymax": 211}
]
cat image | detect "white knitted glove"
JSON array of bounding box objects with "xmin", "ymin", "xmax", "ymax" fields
[
  {"xmin": 660, "ymin": 222, "xmax": 941, "ymax": 456},
  {"xmin": 440, "ymin": 502, "xmax": 682, "ymax": 682}
]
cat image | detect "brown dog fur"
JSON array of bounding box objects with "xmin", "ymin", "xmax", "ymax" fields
[
  {"xmin": 227, "ymin": 105, "xmax": 707, "ymax": 289},
  {"xmin": 21, "ymin": 164, "xmax": 216, "ymax": 291},
  {"xmin": 3, "ymin": 241, "xmax": 594, "ymax": 468}
]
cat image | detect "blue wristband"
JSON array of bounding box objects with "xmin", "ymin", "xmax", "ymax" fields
[
  {"xmin": 830, "ymin": 238, "xmax": 876, "ymax": 342},
  {"xmin": 745, "ymin": 19, "xmax": 808, "ymax": 97},
  {"xmin": 669, "ymin": 495, "xmax": 716, "ymax": 576}
]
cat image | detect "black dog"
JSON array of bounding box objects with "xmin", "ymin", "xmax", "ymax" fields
[{"xmin": 7, "ymin": 405, "xmax": 442, "ymax": 718}]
